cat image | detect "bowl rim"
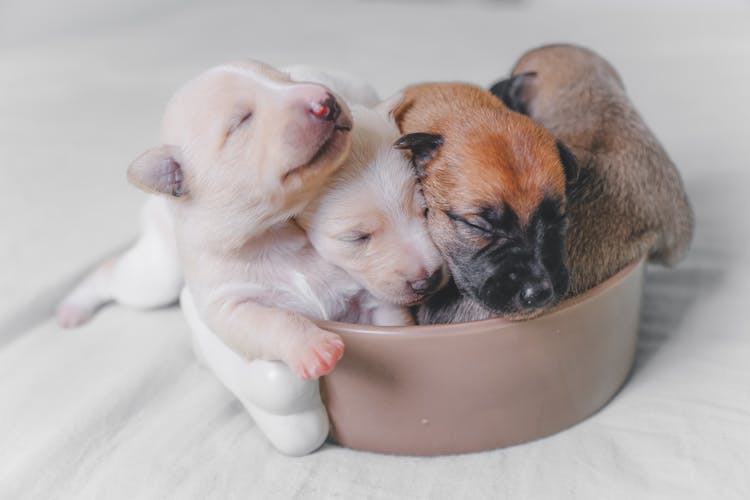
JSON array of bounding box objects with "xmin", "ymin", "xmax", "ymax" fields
[{"xmin": 317, "ymin": 258, "xmax": 645, "ymax": 336}]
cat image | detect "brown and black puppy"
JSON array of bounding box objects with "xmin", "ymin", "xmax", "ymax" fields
[
  {"xmin": 490, "ymin": 44, "xmax": 694, "ymax": 296},
  {"xmin": 393, "ymin": 83, "xmax": 579, "ymax": 323}
]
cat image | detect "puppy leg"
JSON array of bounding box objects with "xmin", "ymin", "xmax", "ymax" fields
[
  {"xmin": 56, "ymin": 257, "xmax": 117, "ymax": 328},
  {"xmin": 203, "ymin": 297, "xmax": 344, "ymax": 380},
  {"xmin": 109, "ymin": 196, "xmax": 183, "ymax": 308},
  {"xmin": 56, "ymin": 196, "xmax": 183, "ymax": 328}
]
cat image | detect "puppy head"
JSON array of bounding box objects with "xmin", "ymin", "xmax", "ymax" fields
[
  {"xmin": 491, "ymin": 44, "xmax": 625, "ymax": 120},
  {"xmin": 298, "ymin": 104, "xmax": 445, "ymax": 306},
  {"xmin": 394, "ymin": 83, "xmax": 577, "ymax": 319},
  {"xmin": 127, "ymin": 60, "xmax": 353, "ymax": 236}
]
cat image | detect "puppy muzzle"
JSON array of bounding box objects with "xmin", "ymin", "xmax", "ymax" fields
[{"xmin": 475, "ymin": 261, "xmax": 559, "ymax": 316}]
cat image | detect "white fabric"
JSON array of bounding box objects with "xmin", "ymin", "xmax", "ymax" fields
[{"xmin": 1, "ymin": 0, "xmax": 749, "ymax": 498}]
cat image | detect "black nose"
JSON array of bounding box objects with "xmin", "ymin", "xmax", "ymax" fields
[
  {"xmin": 409, "ymin": 269, "xmax": 443, "ymax": 295},
  {"xmin": 310, "ymin": 93, "xmax": 341, "ymax": 122},
  {"xmin": 519, "ymin": 280, "xmax": 553, "ymax": 309}
]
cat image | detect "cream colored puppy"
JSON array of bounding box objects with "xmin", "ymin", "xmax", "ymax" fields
[
  {"xmin": 298, "ymin": 103, "xmax": 446, "ymax": 310},
  {"xmin": 58, "ymin": 61, "xmax": 359, "ymax": 380}
]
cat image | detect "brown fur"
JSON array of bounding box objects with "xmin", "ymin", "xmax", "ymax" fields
[
  {"xmin": 396, "ymin": 83, "xmax": 565, "ymax": 227},
  {"xmin": 507, "ymin": 44, "xmax": 694, "ymax": 295},
  {"xmin": 394, "ymin": 83, "xmax": 572, "ymax": 322}
]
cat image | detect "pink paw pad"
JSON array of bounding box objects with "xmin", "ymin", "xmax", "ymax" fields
[
  {"xmin": 56, "ymin": 303, "xmax": 93, "ymax": 328},
  {"xmin": 293, "ymin": 334, "xmax": 345, "ymax": 380}
]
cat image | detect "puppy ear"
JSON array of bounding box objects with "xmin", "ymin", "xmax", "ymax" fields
[
  {"xmin": 374, "ymin": 91, "xmax": 405, "ymax": 122},
  {"xmin": 489, "ymin": 72, "xmax": 536, "ymax": 115},
  {"xmin": 556, "ymin": 141, "xmax": 579, "ymax": 184},
  {"xmin": 127, "ymin": 145, "xmax": 188, "ymax": 198},
  {"xmin": 394, "ymin": 133, "xmax": 444, "ymax": 178}
]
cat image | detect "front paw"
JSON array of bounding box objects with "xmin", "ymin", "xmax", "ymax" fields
[{"xmin": 291, "ymin": 331, "xmax": 345, "ymax": 380}]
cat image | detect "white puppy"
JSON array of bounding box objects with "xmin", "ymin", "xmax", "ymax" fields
[
  {"xmin": 297, "ymin": 103, "xmax": 445, "ymax": 312},
  {"xmin": 284, "ymin": 67, "xmax": 444, "ymax": 311},
  {"xmin": 59, "ymin": 61, "xmax": 358, "ymax": 380}
]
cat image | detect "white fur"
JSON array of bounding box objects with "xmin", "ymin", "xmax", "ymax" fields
[{"xmin": 299, "ymin": 104, "xmax": 444, "ymax": 306}]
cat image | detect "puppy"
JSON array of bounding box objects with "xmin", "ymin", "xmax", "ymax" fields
[
  {"xmin": 297, "ymin": 103, "xmax": 445, "ymax": 317},
  {"xmin": 58, "ymin": 60, "xmax": 358, "ymax": 380},
  {"xmin": 491, "ymin": 44, "xmax": 694, "ymax": 295},
  {"xmin": 393, "ymin": 83, "xmax": 577, "ymax": 323}
]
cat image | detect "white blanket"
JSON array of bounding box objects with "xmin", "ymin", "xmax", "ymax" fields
[{"xmin": 2, "ymin": 0, "xmax": 749, "ymax": 498}]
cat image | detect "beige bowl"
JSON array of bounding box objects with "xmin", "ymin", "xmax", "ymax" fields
[{"xmin": 319, "ymin": 259, "xmax": 644, "ymax": 456}]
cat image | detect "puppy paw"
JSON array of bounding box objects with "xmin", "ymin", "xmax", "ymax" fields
[
  {"xmin": 291, "ymin": 332, "xmax": 345, "ymax": 380},
  {"xmin": 56, "ymin": 302, "xmax": 93, "ymax": 328}
]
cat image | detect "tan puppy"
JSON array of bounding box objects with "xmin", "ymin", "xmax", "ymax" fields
[
  {"xmin": 491, "ymin": 44, "xmax": 694, "ymax": 295},
  {"xmin": 298, "ymin": 103, "xmax": 445, "ymax": 311},
  {"xmin": 393, "ymin": 83, "xmax": 577, "ymax": 323}
]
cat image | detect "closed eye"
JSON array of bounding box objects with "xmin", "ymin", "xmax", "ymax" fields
[
  {"xmin": 338, "ymin": 231, "xmax": 372, "ymax": 244},
  {"xmin": 447, "ymin": 211, "xmax": 495, "ymax": 234},
  {"xmin": 228, "ymin": 111, "xmax": 253, "ymax": 135},
  {"xmin": 462, "ymin": 218, "xmax": 493, "ymax": 233}
]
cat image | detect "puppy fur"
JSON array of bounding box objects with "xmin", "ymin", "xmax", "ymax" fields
[
  {"xmin": 59, "ymin": 61, "xmax": 359, "ymax": 380},
  {"xmin": 491, "ymin": 44, "xmax": 694, "ymax": 295},
  {"xmin": 393, "ymin": 83, "xmax": 577, "ymax": 323},
  {"xmin": 297, "ymin": 103, "xmax": 445, "ymax": 312}
]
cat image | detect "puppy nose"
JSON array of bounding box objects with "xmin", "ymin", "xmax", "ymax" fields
[
  {"xmin": 309, "ymin": 93, "xmax": 341, "ymax": 122},
  {"xmin": 409, "ymin": 269, "xmax": 443, "ymax": 295},
  {"xmin": 519, "ymin": 280, "xmax": 553, "ymax": 309}
]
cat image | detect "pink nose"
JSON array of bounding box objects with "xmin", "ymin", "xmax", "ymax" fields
[{"xmin": 309, "ymin": 93, "xmax": 341, "ymax": 122}]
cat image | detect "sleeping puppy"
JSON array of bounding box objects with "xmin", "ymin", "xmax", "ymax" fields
[
  {"xmin": 393, "ymin": 83, "xmax": 578, "ymax": 323},
  {"xmin": 490, "ymin": 44, "xmax": 694, "ymax": 295},
  {"xmin": 286, "ymin": 66, "xmax": 445, "ymax": 307},
  {"xmin": 58, "ymin": 60, "xmax": 360, "ymax": 380},
  {"xmin": 297, "ymin": 103, "xmax": 445, "ymax": 315}
]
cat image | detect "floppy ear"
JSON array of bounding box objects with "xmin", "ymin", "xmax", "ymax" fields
[
  {"xmin": 489, "ymin": 71, "xmax": 536, "ymax": 115},
  {"xmin": 556, "ymin": 141, "xmax": 579, "ymax": 184},
  {"xmin": 394, "ymin": 133, "xmax": 444, "ymax": 178},
  {"xmin": 127, "ymin": 145, "xmax": 187, "ymax": 197}
]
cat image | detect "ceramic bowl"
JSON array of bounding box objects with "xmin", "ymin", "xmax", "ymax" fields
[{"xmin": 319, "ymin": 259, "xmax": 644, "ymax": 455}]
